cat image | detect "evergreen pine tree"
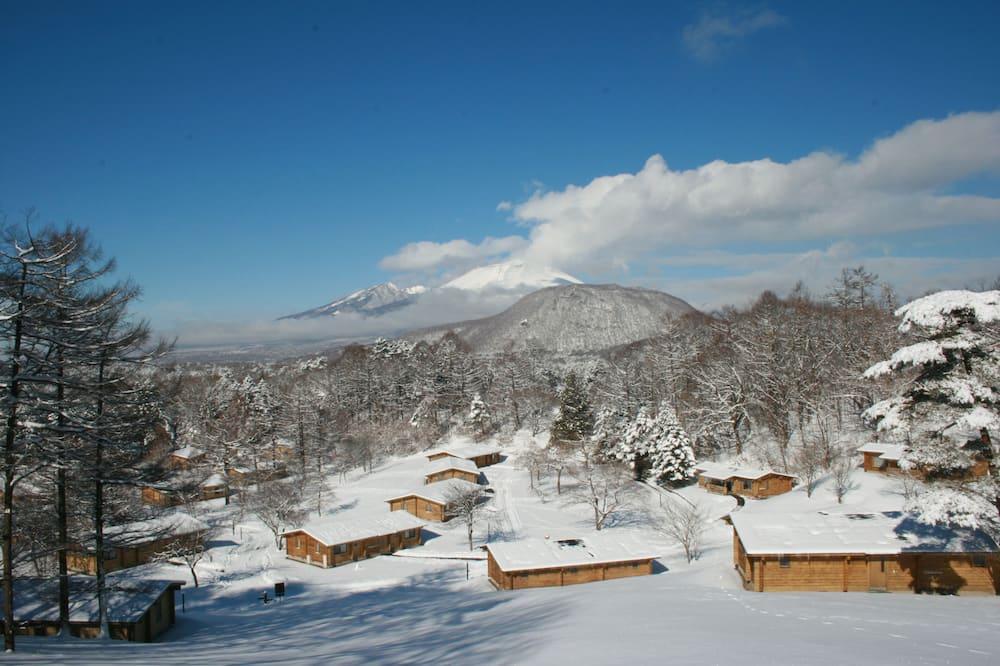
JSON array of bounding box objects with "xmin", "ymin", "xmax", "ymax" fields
[
  {"xmin": 550, "ymin": 372, "xmax": 594, "ymax": 444},
  {"xmin": 467, "ymin": 393, "xmax": 491, "ymax": 440}
]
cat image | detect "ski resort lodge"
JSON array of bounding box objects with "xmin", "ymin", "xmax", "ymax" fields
[
  {"xmin": 423, "ymin": 457, "xmax": 482, "ymax": 485},
  {"xmin": 486, "ymin": 536, "xmax": 657, "ymax": 590},
  {"xmin": 385, "ymin": 478, "xmax": 483, "ymax": 521},
  {"xmin": 7, "ymin": 577, "xmax": 184, "ymax": 642},
  {"xmin": 694, "ymin": 462, "xmax": 795, "ymax": 499},
  {"xmin": 282, "ymin": 513, "xmax": 424, "ymax": 568},
  {"xmin": 426, "ymin": 444, "xmax": 501, "ymax": 468},
  {"xmin": 731, "ymin": 510, "xmax": 1000, "ymax": 594},
  {"xmin": 67, "ymin": 513, "xmax": 209, "ymax": 575}
]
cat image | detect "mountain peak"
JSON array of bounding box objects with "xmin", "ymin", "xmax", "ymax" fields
[{"xmin": 280, "ymin": 281, "xmax": 425, "ymax": 320}]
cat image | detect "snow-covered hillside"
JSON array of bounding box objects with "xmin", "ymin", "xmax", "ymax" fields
[
  {"xmin": 411, "ymin": 283, "xmax": 698, "ymax": 354},
  {"xmin": 443, "ymin": 260, "xmax": 581, "ymax": 292},
  {"xmin": 280, "ymin": 282, "xmax": 426, "ymax": 320},
  {"xmin": 14, "ymin": 432, "xmax": 1000, "ymax": 664}
]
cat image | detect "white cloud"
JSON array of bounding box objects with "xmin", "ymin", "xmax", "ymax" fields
[
  {"xmin": 681, "ymin": 7, "xmax": 787, "ymax": 62},
  {"xmin": 506, "ymin": 111, "xmax": 1000, "ymax": 273},
  {"xmin": 378, "ymin": 235, "xmax": 527, "ymax": 273}
]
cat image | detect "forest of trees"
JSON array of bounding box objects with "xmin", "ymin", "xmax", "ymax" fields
[{"xmin": 1, "ymin": 215, "xmax": 997, "ymax": 652}]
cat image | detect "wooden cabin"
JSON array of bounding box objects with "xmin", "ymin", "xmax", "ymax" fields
[
  {"xmin": 731, "ymin": 510, "xmax": 1000, "ymax": 594},
  {"xmin": 857, "ymin": 441, "xmax": 991, "ymax": 480},
  {"xmin": 282, "ymin": 513, "xmax": 424, "ymax": 568},
  {"xmin": 426, "ymin": 445, "xmax": 501, "ymax": 468},
  {"xmin": 857, "ymin": 442, "xmax": 908, "ymax": 474},
  {"xmin": 694, "ymin": 462, "xmax": 795, "ymax": 499},
  {"xmin": 68, "ymin": 513, "xmax": 208, "ymax": 575},
  {"xmin": 140, "ymin": 485, "xmax": 182, "ymax": 507},
  {"xmin": 487, "ymin": 536, "xmax": 656, "ymax": 590},
  {"xmin": 424, "ymin": 457, "xmax": 482, "ymax": 485},
  {"xmin": 386, "ymin": 479, "xmax": 483, "ymax": 522},
  {"xmin": 199, "ymin": 473, "xmax": 228, "ymax": 500},
  {"xmin": 167, "ymin": 446, "xmax": 206, "ymax": 470},
  {"xmin": 6, "ymin": 577, "xmax": 183, "ymax": 642}
]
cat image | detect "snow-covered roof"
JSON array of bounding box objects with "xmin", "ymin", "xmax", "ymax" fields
[
  {"xmin": 427, "ymin": 444, "xmax": 500, "ymax": 460},
  {"xmin": 855, "ymin": 442, "xmax": 908, "ymax": 462},
  {"xmin": 200, "ymin": 473, "xmax": 227, "ymax": 488},
  {"xmin": 424, "ymin": 456, "xmax": 479, "ymax": 476},
  {"xmin": 95, "ymin": 512, "xmax": 208, "ymax": 549},
  {"xmin": 487, "ymin": 535, "xmax": 658, "ymax": 572},
  {"xmin": 12, "ymin": 577, "xmax": 182, "ymax": 624},
  {"xmin": 694, "ymin": 461, "xmax": 794, "ymax": 481},
  {"xmin": 385, "ymin": 478, "xmax": 483, "ymax": 505},
  {"xmin": 170, "ymin": 446, "xmax": 205, "ymax": 460},
  {"xmin": 731, "ymin": 510, "xmax": 999, "ymax": 556},
  {"xmin": 282, "ymin": 512, "xmax": 425, "ymax": 546}
]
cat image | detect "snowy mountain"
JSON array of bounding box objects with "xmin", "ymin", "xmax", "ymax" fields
[
  {"xmin": 442, "ymin": 260, "xmax": 581, "ymax": 292},
  {"xmin": 280, "ymin": 282, "xmax": 426, "ymax": 320},
  {"xmin": 409, "ymin": 283, "xmax": 697, "ymax": 354}
]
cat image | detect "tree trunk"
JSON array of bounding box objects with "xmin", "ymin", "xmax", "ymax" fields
[
  {"xmin": 95, "ymin": 354, "xmax": 109, "ymax": 639},
  {"xmin": 2, "ymin": 262, "xmax": 27, "ymax": 653}
]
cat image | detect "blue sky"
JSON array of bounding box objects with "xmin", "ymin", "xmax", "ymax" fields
[{"xmin": 2, "ymin": 1, "xmax": 999, "ymax": 342}]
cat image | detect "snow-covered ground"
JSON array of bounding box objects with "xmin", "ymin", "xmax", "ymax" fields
[{"xmin": 10, "ymin": 432, "xmax": 1000, "ymax": 664}]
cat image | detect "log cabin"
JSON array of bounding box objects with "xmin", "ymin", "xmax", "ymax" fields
[
  {"xmin": 199, "ymin": 473, "xmax": 228, "ymax": 500},
  {"xmin": 857, "ymin": 440, "xmax": 992, "ymax": 480},
  {"xmin": 731, "ymin": 510, "xmax": 1000, "ymax": 594},
  {"xmin": 487, "ymin": 536, "xmax": 657, "ymax": 590},
  {"xmin": 426, "ymin": 444, "xmax": 501, "ymax": 468},
  {"xmin": 423, "ymin": 456, "xmax": 482, "ymax": 485},
  {"xmin": 167, "ymin": 446, "xmax": 206, "ymax": 469},
  {"xmin": 6, "ymin": 577, "xmax": 184, "ymax": 642},
  {"xmin": 694, "ymin": 462, "xmax": 795, "ymax": 499},
  {"xmin": 385, "ymin": 478, "xmax": 483, "ymax": 521},
  {"xmin": 282, "ymin": 513, "xmax": 425, "ymax": 568},
  {"xmin": 68, "ymin": 513, "xmax": 209, "ymax": 575}
]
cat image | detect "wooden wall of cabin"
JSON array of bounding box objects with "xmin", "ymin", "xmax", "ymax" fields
[
  {"xmin": 286, "ymin": 529, "xmax": 423, "ymax": 568},
  {"xmin": 425, "ymin": 469, "xmax": 480, "ymax": 485},
  {"xmin": 489, "ymin": 557, "xmax": 653, "ymax": 590},
  {"xmin": 389, "ymin": 497, "xmax": 446, "ymax": 521}
]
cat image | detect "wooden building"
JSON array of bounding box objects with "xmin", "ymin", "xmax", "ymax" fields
[
  {"xmin": 68, "ymin": 513, "xmax": 208, "ymax": 575},
  {"xmin": 426, "ymin": 444, "xmax": 501, "ymax": 468},
  {"xmin": 857, "ymin": 441, "xmax": 991, "ymax": 480},
  {"xmin": 731, "ymin": 510, "xmax": 1000, "ymax": 594},
  {"xmin": 386, "ymin": 478, "xmax": 483, "ymax": 521},
  {"xmin": 282, "ymin": 513, "xmax": 424, "ymax": 568},
  {"xmin": 167, "ymin": 446, "xmax": 206, "ymax": 470},
  {"xmin": 424, "ymin": 457, "xmax": 482, "ymax": 485},
  {"xmin": 7, "ymin": 577, "xmax": 183, "ymax": 642},
  {"xmin": 694, "ymin": 462, "xmax": 795, "ymax": 499},
  {"xmin": 199, "ymin": 473, "xmax": 228, "ymax": 500},
  {"xmin": 487, "ymin": 536, "xmax": 656, "ymax": 590}
]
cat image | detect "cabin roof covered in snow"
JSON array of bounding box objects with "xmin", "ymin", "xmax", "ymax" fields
[
  {"xmin": 694, "ymin": 461, "xmax": 794, "ymax": 481},
  {"xmin": 89, "ymin": 512, "xmax": 208, "ymax": 550},
  {"xmin": 731, "ymin": 510, "xmax": 999, "ymax": 556},
  {"xmin": 424, "ymin": 456, "xmax": 479, "ymax": 476},
  {"xmin": 855, "ymin": 442, "xmax": 908, "ymax": 461},
  {"xmin": 170, "ymin": 446, "xmax": 204, "ymax": 460},
  {"xmin": 426, "ymin": 444, "xmax": 500, "ymax": 460},
  {"xmin": 283, "ymin": 512, "xmax": 424, "ymax": 546},
  {"xmin": 200, "ymin": 473, "xmax": 227, "ymax": 488},
  {"xmin": 487, "ymin": 535, "xmax": 658, "ymax": 572},
  {"xmin": 12, "ymin": 577, "xmax": 182, "ymax": 624},
  {"xmin": 385, "ymin": 478, "xmax": 483, "ymax": 505}
]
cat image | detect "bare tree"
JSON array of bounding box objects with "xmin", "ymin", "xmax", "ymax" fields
[
  {"xmin": 830, "ymin": 452, "xmax": 856, "ymax": 504},
  {"xmin": 569, "ymin": 450, "xmax": 636, "ymax": 531},
  {"xmin": 657, "ymin": 500, "xmax": 709, "ymax": 563},
  {"xmin": 152, "ymin": 525, "xmax": 212, "ymax": 587},
  {"xmin": 793, "ymin": 444, "xmax": 824, "ymax": 499},
  {"xmin": 248, "ymin": 481, "xmax": 306, "ymax": 549},
  {"xmin": 444, "ymin": 484, "xmax": 489, "ymax": 551}
]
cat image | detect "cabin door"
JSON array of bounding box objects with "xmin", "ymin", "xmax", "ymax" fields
[
  {"xmin": 867, "ymin": 557, "xmax": 887, "ymax": 591},
  {"xmin": 725, "ymin": 480, "xmax": 733, "ymax": 494}
]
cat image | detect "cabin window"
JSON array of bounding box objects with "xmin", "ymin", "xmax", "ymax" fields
[
  {"xmin": 403, "ymin": 529, "xmax": 417, "ymax": 539},
  {"xmin": 315, "ymin": 541, "xmax": 321, "ymax": 554},
  {"xmin": 779, "ymin": 557, "xmax": 791, "ymax": 568},
  {"xmin": 296, "ymin": 537, "xmax": 302, "ymax": 549},
  {"xmin": 425, "ymin": 503, "xmax": 435, "ymax": 512},
  {"xmin": 972, "ymin": 555, "xmax": 987, "ymax": 567},
  {"xmin": 759, "ymin": 480, "xmax": 769, "ymax": 490},
  {"xmin": 104, "ymin": 548, "xmax": 118, "ymax": 561},
  {"xmin": 333, "ymin": 544, "xmax": 347, "ymax": 555},
  {"xmin": 742, "ymin": 480, "xmax": 752, "ymax": 491}
]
